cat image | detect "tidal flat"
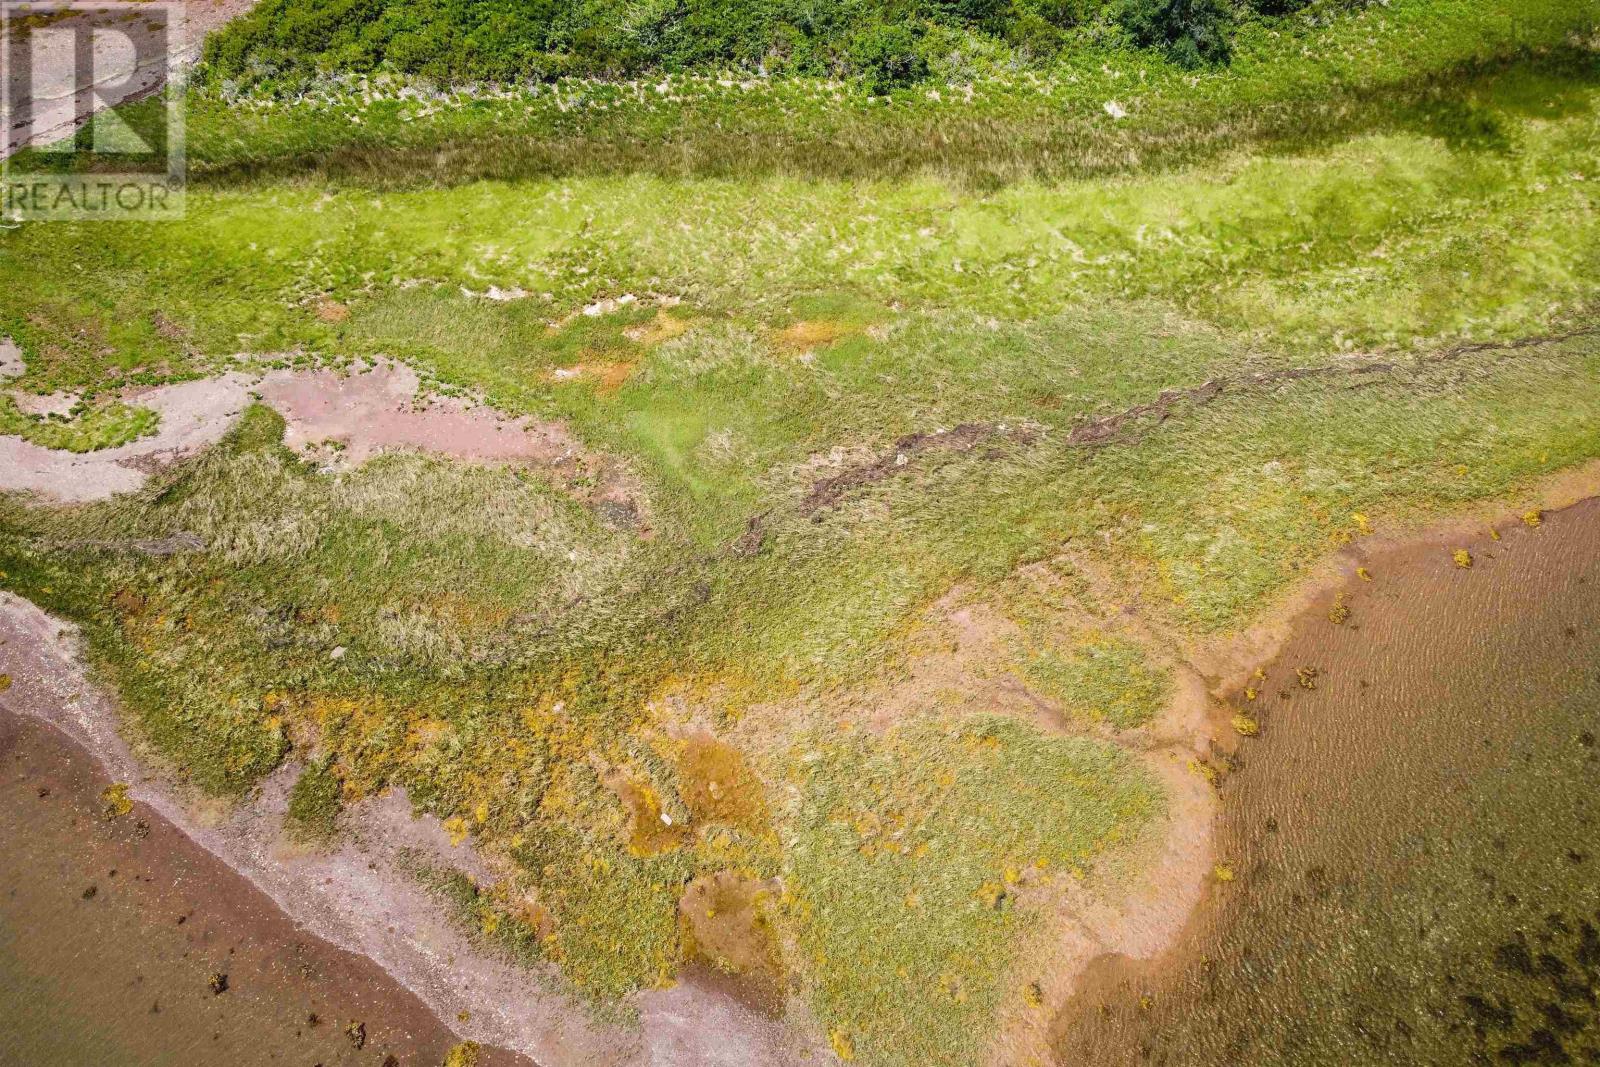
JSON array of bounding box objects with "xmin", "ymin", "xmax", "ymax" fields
[{"xmin": 1053, "ymin": 499, "xmax": 1600, "ymax": 1065}]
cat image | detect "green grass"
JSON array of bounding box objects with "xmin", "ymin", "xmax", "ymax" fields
[
  {"xmin": 2, "ymin": 8, "xmax": 1599, "ymax": 1062},
  {"xmin": 790, "ymin": 717, "xmax": 1160, "ymax": 1065},
  {"xmin": 0, "ymin": 396, "xmax": 159, "ymax": 452},
  {"xmin": 1017, "ymin": 632, "xmax": 1171, "ymax": 730},
  {"xmin": 285, "ymin": 759, "xmax": 344, "ymax": 841}
]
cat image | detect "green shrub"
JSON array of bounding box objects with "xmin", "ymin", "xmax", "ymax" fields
[
  {"xmin": 1118, "ymin": 0, "xmax": 1232, "ymax": 67},
  {"xmin": 848, "ymin": 23, "xmax": 930, "ymax": 93},
  {"xmin": 203, "ymin": 0, "xmax": 1135, "ymax": 86}
]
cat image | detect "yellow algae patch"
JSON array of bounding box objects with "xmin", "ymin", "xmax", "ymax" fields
[
  {"xmin": 101, "ymin": 782, "xmax": 133, "ymax": 818},
  {"xmin": 604, "ymin": 768, "xmax": 689, "ymax": 856},
  {"xmin": 624, "ymin": 310, "xmax": 691, "ymax": 346}
]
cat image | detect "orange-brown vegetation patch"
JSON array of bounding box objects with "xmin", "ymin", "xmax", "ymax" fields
[
  {"xmin": 678, "ymin": 871, "xmax": 783, "ymax": 989},
  {"xmin": 505, "ymin": 888, "xmax": 558, "ymax": 942},
  {"xmin": 313, "ymin": 299, "xmax": 351, "ymax": 324},
  {"xmin": 594, "ymin": 362, "xmax": 637, "ymax": 394},
  {"xmin": 675, "ymin": 732, "xmax": 769, "ymax": 836},
  {"xmin": 542, "ymin": 360, "xmax": 637, "ymax": 395},
  {"xmin": 623, "ymin": 311, "xmax": 691, "ymax": 346},
  {"xmin": 109, "ymin": 587, "xmax": 147, "ymax": 621},
  {"xmin": 603, "ymin": 768, "xmax": 689, "ymax": 856},
  {"xmin": 774, "ymin": 320, "xmax": 849, "ymax": 351}
]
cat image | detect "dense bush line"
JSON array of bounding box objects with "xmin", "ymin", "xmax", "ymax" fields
[{"xmin": 203, "ymin": 0, "xmax": 1333, "ymax": 90}]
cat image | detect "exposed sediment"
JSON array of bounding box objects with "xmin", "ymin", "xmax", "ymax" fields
[
  {"xmin": 1049, "ymin": 487, "xmax": 1600, "ymax": 1063},
  {"xmin": 0, "ymin": 592, "xmax": 803, "ymax": 1067},
  {"xmin": 0, "ymin": 360, "xmax": 646, "ymax": 526}
]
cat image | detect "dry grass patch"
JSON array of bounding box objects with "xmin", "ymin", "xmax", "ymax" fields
[{"xmin": 775, "ymin": 319, "xmax": 851, "ymax": 352}]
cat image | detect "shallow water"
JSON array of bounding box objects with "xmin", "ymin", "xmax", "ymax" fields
[
  {"xmin": 1055, "ymin": 500, "xmax": 1600, "ymax": 1065},
  {"xmin": 0, "ymin": 711, "xmax": 526, "ymax": 1067}
]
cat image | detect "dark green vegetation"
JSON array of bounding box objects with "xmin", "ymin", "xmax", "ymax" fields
[
  {"xmin": 173, "ymin": 0, "xmax": 1595, "ymax": 189},
  {"xmin": 286, "ymin": 759, "xmax": 344, "ymax": 840},
  {"xmin": 2, "ymin": 2, "xmax": 1599, "ymax": 1063},
  {"xmin": 207, "ymin": 0, "xmax": 1310, "ymax": 88}
]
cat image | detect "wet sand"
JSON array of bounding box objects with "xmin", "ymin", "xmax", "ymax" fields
[
  {"xmin": 1052, "ymin": 499, "xmax": 1600, "ymax": 1064},
  {"xmin": 0, "ymin": 709, "xmax": 530, "ymax": 1067}
]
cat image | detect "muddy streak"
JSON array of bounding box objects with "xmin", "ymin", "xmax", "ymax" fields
[
  {"xmin": 0, "ymin": 375, "xmax": 256, "ymax": 502},
  {"xmin": 796, "ymin": 328, "xmax": 1599, "ymax": 519},
  {"xmin": 255, "ymin": 362, "xmax": 582, "ymax": 469},
  {"xmin": 0, "ymin": 709, "xmax": 528, "ymax": 1067},
  {"xmin": 1050, "ymin": 499, "xmax": 1600, "ymax": 1065}
]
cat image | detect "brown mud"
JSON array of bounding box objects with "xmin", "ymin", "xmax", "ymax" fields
[
  {"xmin": 0, "ymin": 708, "xmax": 530, "ymax": 1067},
  {"xmin": 1049, "ymin": 497, "xmax": 1600, "ymax": 1065}
]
